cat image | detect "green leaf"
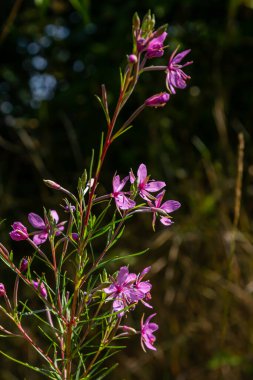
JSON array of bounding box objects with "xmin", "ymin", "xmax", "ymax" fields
[
  {"xmin": 111, "ymin": 124, "xmax": 133, "ymax": 141},
  {"xmin": 0, "ymin": 350, "xmax": 57, "ymax": 379}
]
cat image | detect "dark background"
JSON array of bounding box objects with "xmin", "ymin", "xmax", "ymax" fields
[{"xmin": 0, "ymin": 0, "xmax": 253, "ymax": 379}]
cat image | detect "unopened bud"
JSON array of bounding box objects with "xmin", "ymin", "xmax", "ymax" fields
[
  {"xmin": 132, "ymin": 12, "xmax": 140, "ymax": 30},
  {"xmin": 145, "ymin": 92, "xmax": 170, "ymax": 107},
  {"xmin": 20, "ymin": 257, "xmax": 29, "ymax": 272},
  {"xmin": 43, "ymin": 180, "xmax": 61, "ymax": 190},
  {"xmin": 121, "ymin": 325, "xmax": 137, "ymax": 335},
  {"xmin": 128, "ymin": 54, "xmax": 138, "ymax": 64},
  {"xmin": 0, "ymin": 283, "xmax": 6, "ymax": 297},
  {"xmin": 33, "ymin": 281, "xmax": 47, "ymax": 299}
]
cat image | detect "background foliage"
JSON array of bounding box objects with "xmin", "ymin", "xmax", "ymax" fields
[{"xmin": 0, "ymin": 0, "xmax": 253, "ymax": 379}]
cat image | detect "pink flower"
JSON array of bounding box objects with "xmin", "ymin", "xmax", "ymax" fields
[
  {"xmin": 145, "ymin": 92, "xmax": 170, "ymax": 107},
  {"xmin": 10, "ymin": 222, "xmax": 29, "ymax": 241},
  {"xmin": 33, "ymin": 280, "xmax": 47, "ymax": 299},
  {"xmin": 112, "ymin": 175, "xmax": 136, "ymax": 210},
  {"xmin": 0, "ymin": 283, "xmax": 6, "ymax": 297},
  {"xmin": 104, "ymin": 266, "xmax": 137, "ymax": 317},
  {"xmin": 104, "ymin": 266, "xmax": 153, "ymax": 316},
  {"xmin": 141, "ymin": 313, "xmax": 159, "ymax": 351},
  {"xmin": 146, "ymin": 32, "xmax": 167, "ymax": 58},
  {"xmin": 137, "ymin": 164, "xmax": 166, "ymax": 201},
  {"xmin": 151, "ymin": 190, "xmax": 181, "ymax": 227},
  {"xmin": 28, "ymin": 210, "xmax": 65, "ymax": 245},
  {"xmin": 134, "ymin": 266, "xmax": 153, "ymax": 308},
  {"xmin": 166, "ymin": 47, "xmax": 193, "ymax": 94}
]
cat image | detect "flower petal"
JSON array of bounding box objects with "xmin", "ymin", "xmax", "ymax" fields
[
  {"xmin": 137, "ymin": 164, "xmax": 147, "ymax": 184},
  {"xmin": 115, "ymin": 194, "xmax": 135, "ymax": 210},
  {"xmin": 28, "ymin": 213, "xmax": 45, "ymax": 229},
  {"xmin": 117, "ymin": 175, "xmax": 129, "ymax": 192},
  {"xmin": 113, "ymin": 175, "xmax": 121, "ymax": 192},
  {"xmin": 160, "ymin": 217, "xmax": 173, "ymax": 226},
  {"xmin": 117, "ymin": 266, "xmax": 130, "ymax": 285},
  {"xmin": 172, "ymin": 49, "xmax": 191, "ymax": 64},
  {"xmin": 33, "ymin": 232, "xmax": 48, "ymax": 245},
  {"xmin": 50, "ymin": 210, "xmax": 59, "ymax": 224},
  {"xmin": 145, "ymin": 181, "xmax": 166, "ymax": 192},
  {"xmin": 161, "ymin": 200, "xmax": 181, "ymax": 213}
]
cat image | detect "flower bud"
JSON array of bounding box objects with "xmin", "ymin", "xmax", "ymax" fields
[
  {"xmin": 128, "ymin": 54, "xmax": 138, "ymax": 64},
  {"xmin": 0, "ymin": 283, "xmax": 6, "ymax": 297},
  {"xmin": 33, "ymin": 281, "xmax": 47, "ymax": 299},
  {"xmin": 71, "ymin": 232, "xmax": 79, "ymax": 241},
  {"xmin": 145, "ymin": 92, "xmax": 170, "ymax": 107},
  {"xmin": 20, "ymin": 257, "xmax": 29, "ymax": 272},
  {"xmin": 64, "ymin": 204, "xmax": 76, "ymax": 213},
  {"xmin": 121, "ymin": 325, "xmax": 137, "ymax": 335},
  {"xmin": 43, "ymin": 180, "xmax": 61, "ymax": 190},
  {"xmin": 10, "ymin": 222, "xmax": 29, "ymax": 241}
]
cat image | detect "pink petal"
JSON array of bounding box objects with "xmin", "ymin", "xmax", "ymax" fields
[
  {"xmin": 129, "ymin": 169, "xmax": 136, "ymax": 184},
  {"xmin": 140, "ymin": 266, "xmax": 151, "ymax": 278},
  {"xmin": 154, "ymin": 191, "xmax": 165, "ymax": 208},
  {"xmin": 172, "ymin": 49, "xmax": 191, "ymax": 64},
  {"xmin": 145, "ymin": 181, "xmax": 166, "ymax": 192},
  {"xmin": 55, "ymin": 225, "xmax": 65, "ymax": 236},
  {"xmin": 161, "ymin": 200, "xmax": 181, "ymax": 213},
  {"xmin": 166, "ymin": 72, "xmax": 176, "ymax": 94},
  {"xmin": 170, "ymin": 70, "xmax": 187, "ymax": 89},
  {"xmin": 116, "ymin": 194, "xmax": 135, "ymax": 210},
  {"xmin": 50, "ymin": 210, "xmax": 59, "ymax": 224},
  {"xmin": 125, "ymin": 273, "xmax": 137, "ymax": 284},
  {"xmin": 141, "ymin": 299, "xmax": 153, "ymax": 308},
  {"xmin": 143, "ymin": 339, "xmax": 157, "ymax": 351},
  {"xmin": 117, "ymin": 175, "xmax": 129, "ymax": 192},
  {"xmin": 28, "ymin": 213, "xmax": 45, "ymax": 229},
  {"xmin": 137, "ymin": 164, "xmax": 147, "ymax": 184},
  {"xmin": 144, "ymin": 313, "xmax": 157, "ymax": 326},
  {"xmin": 147, "ymin": 323, "xmax": 159, "ymax": 332},
  {"xmin": 33, "ymin": 232, "xmax": 48, "ymax": 245},
  {"xmin": 160, "ymin": 217, "xmax": 173, "ymax": 226},
  {"xmin": 137, "ymin": 282, "xmax": 152, "ymax": 294},
  {"xmin": 117, "ymin": 267, "xmax": 130, "ymax": 285}
]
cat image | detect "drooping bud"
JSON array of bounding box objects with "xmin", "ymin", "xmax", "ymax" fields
[
  {"xmin": 145, "ymin": 93, "xmax": 170, "ymax": 107},
  {"xmin": 10, "ymin": 222, "xmax": 29, "ymax": 241},
  {"xmin": 43, "ymin": 180, "xmax": 61, "ymax": 190},
  {"xmin": 120, "ymin": 325, "xmax": 137, "ymax": 335}
]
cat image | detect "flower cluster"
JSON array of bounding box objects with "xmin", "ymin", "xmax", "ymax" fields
[
  {"xmin": 104, "ymin": 266, "xmax": 158, "ymax": 351},
  {"xmin": 104, "ymin": 266, "xmax": 152, "ymax": 317},
  {"xmin": 129, "ymin": 11, "xmax": 192, "ymax": 106},
  {"xmin": 111, "ymin": 163, "xmax": 181, "ymax": 228}
]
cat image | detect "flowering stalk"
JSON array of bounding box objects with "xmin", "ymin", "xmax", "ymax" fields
[{"xmin": 0, "ymin": 11, "xmax": 192, "ymax": 380}]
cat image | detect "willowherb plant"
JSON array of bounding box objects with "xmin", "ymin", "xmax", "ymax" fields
[{"xmin": 0, "ymin": 11, "xmax": 192, "ymax": 380}]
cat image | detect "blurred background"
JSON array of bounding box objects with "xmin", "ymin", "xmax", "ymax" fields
[{"xmin": 0, "ymin": 0, "xmax": 253, "ymax": 379}]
